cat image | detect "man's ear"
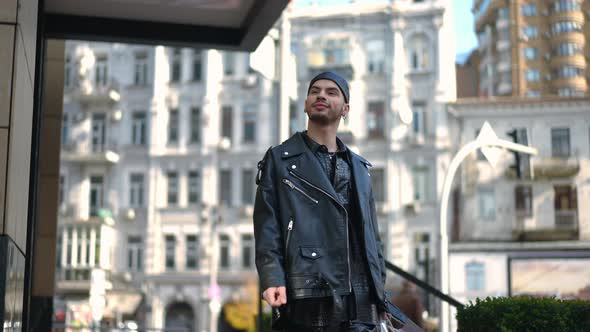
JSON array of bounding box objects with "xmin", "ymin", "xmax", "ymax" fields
[{"xmin": 342, "ymin": 104, "xmax": 350, "ymax": 117}]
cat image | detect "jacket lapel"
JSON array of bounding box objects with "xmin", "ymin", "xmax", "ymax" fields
[{"xmin": 280, "ymin": 133, "xmax": 339, "ymax": 200}]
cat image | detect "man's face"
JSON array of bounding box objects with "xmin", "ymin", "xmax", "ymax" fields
[{"xmin": 304, "ymin": 79, "xmax": 349, "ymax": 126}]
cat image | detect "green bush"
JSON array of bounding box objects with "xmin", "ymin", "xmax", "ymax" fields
[{"xmin": 456, "ymin": 296, "xmax": 590, "ymax": 332}]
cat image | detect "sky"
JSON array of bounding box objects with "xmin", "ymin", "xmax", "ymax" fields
[{"xmin": 293, "ymin": 0, "xmax": 478, "ymax": 63}]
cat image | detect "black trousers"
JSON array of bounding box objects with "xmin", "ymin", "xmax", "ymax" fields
[{"xmin": 284, "ymin": 321, "xmax": 377, "ymax": 332}]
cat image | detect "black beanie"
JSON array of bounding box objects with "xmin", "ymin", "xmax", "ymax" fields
[{"xmin": 307, "ymin": 71, "xmax": 350, "ymax": 103}]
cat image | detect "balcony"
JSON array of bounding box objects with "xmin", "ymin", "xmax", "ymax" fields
[
  {"xmin": 61, "ymin": 141, "xmax": 120, "ymax": 164},
  {"xmin": 533, "ymin": 156, "xmax": 580, "ymax": 179},
  {"xmin": 513, "ymin": 211, "xmax": 578, "ymax": 241},
  {"xmin": 69, "ymin": 82, "xmax": 121, "ymax": 108}
]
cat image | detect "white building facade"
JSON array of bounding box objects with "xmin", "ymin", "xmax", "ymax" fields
[
  {"xmin": 447, "ymin": 97, "xmax": 590, "ymax": 330},
  {"xmin": 55, "ymin": 1, "xmax": 460, "ymax": 330},
  {"xmin": 290, "ymin": 0, "xmax": 456, "ymax": 296},
  {"xmin": 57, "ymin": 27, "xmax": 287, "ymax": 330}
]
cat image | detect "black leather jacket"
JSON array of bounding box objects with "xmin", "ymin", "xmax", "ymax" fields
[{"xmin": 254, "ymin": 132, "xmax": 388, "ymax": 310}]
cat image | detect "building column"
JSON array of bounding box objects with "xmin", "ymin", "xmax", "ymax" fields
[{"xmin": 0, "ymin": 0, "xmax": 41, "ymax": 329}]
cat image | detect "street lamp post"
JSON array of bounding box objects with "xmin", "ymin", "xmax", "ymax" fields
[
  {"xmin": 439, "ymin": 122, "xmax": 537, "ymax": 332},
  {"xmin": 203, "ymin": 205, "xmax": 222, "ymax": 332}
]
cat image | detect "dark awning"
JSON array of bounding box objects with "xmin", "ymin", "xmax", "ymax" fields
[{"xmin": 44, "ymin": 0, "xmax": 289, "ymax": 50}]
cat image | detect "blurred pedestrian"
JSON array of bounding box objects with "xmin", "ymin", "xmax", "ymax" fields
[{"xmin": 391, "ymin": 281, "xmax": 424, "ymax": 328}]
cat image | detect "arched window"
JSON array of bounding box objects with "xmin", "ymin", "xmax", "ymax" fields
[
  {"xmin": 165, "ymin": 302, "xmax": 195, "ymax": 332},
  {"xmin": 465, "ymin": 261, "xmax": 485, "ymax": 291},
  {"xmin": 408, "ymin": 34, "xmax": 430, "ymax": 71}
]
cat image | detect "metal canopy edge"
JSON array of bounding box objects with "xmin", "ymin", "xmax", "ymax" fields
[{"xmin": 44, "ymin": 0, "xmax": 288, "ymax": 51}]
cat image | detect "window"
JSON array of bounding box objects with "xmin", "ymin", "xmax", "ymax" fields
[
  {"xmin": 515, "ymin": 185, "xmax": 533, "ymax": 217},
  {"xmin": 289, "ymin": 101, "xmax": 298, "ymax": 136},
  {"xmin": 478, "ymin": 188, "xmax": 496, "ymax": 220},
  {"xmin": 190, "ymin": 107, "xmax": 201, "ymax": 143},
  {"xmin": 192, "ymin": 49, "xmax": 202, "ymax": 81},
  {"xmin": 165, "ymin": 235, "xmax": 176, "ymax": 270},
  {"xmin": 525, "ymin": 90, "xmax": 541, "ymax": 98},
  {"xmin": 167, "ymin": 171, "xmax": 178, "ymax": 205},
  {"xmin": 552, "ymin": 1, "xmax": 581, "ymax": 13},
  {"xmin": 170, "ymin": 48, "xmax": 182, "ymax": 83},
  {"xmin": 131, "ymin": 112, "xmax": 147, "ymax": 145},
  {"xmin": 498, "ymin": 7, "xmax": 509, "ymax": 19},
  {"xmin": 91, "ymin": 113, "xmax": 106, "ymax": 152},
  {"xmin": 241, "ymin": 234, "xmax": 254, "ymax": 268},
  {"xmin": 307, "ymin": 38, "xmax": 350, "ymax": 67},
  {"xmin": 95, "ymin": 55, "xmax": 108, "ymax": 87},
  {"xmin": 61, "ymin": 113, "xmax": 69, "ymax": 146},
  {"xmin": 524, "ymin": 69, "xmax": 540, "ymax": 82},
  {"xmin": 223, "ymin": 52, "xmax": 235, "ymax": 76},
  {"xmin": 64, "ymin": 55, "xmax": 73, "ymax": 88},
  {"xmin": 523, "ymin": 47, "xmax": 538, "ymax": 60},
  {"xmin": 557, "ymin": 88, "xmax": 584, "ymax": 97},
  {"xmin": 465, "ymin": 262, "xmax": 485, "ymax": 291},
  {"xmin": 371, "ymin": 168, "xmax": 385, "ymax": 203},
  {"xmin": 412, "ymin": 167, "xmax": 429, "ymax": 202},
  {"xmin": 89, "ymin": 175, "xmax": 104, "ymax": 217},
  {"xmin": 553, "ymin": 66, "xmax": 583, "ymax": 79},
  {"xmin": 168, "ymin": 109, "xmax": 179, "ymax": 144},
  {"xmin": 367, "ymin": 41, "xmax": 385, "ymax": 74},
  {"xmin": 59, "ymin": 175, "xmax": 65, "ymax": 206},
  {"xmin": 521, "ymin": 26, "xmax": 538, "ymax": 38},
  {"xmin": 551, "ymin": 21, "xmax": 582, "ymax": 35},
  {"xmin": 134, "ymin": 53, "xmax": 149, "ymax": 86},
  {"xmin": 412, "ymin": 102, "xmax": 426, "ymax": 137},
  {"xmin": 367, "ymin": 101, "xmax": 385, "ymax": 139},
  {"xmin": 219, "ymin": 170, "xmax": 232, "ymax": 206},
  {"xmin": 187, "ymin": 170, "xmax": 201, "ymax": 204},
  {"xmin": 551, "ymin": 128, "xmax": 570, "ymax": 157},
  {"xmin": 221, "ymin": 106, "xmax": 233, "ymax": 144},
  {"xmin": 409, "ymin": 35, "xmax": 429, "ymax": 71},
  {"xmin": 243, "ymin": 104, "xmax": 256, "ymax": 143},
  {"xmin": 242, "ymin": 169, "xmax": 255, "ymax": 205},
  {"xmin": 129, "ymin": 173, "xmax": 145, "ymax": 207},
  {"xmin": 554, "ymin": 185, "xmax": 577, "ymax": 228},
  {"xmin": 219, "ymin": 234, "xmax": 230, "ymax": 269},
  {"xmin": 186, "ymin": 235, "xmax": 199, "ymax": 269},
  {"xmin": 127, "ymin": 236, "xmax": 143, "ymax": 271},
  {"xmin": 521, "ymin": 3, "xmax": 537, "ymax": 16},
  {"xmin": 553, "ymin": 43, "xmax": 583, "ymax": 56}
]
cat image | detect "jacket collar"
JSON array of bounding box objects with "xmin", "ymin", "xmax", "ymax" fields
[{"xmin": 279, "ymin": 132, "xmax": 373, "ymax": 202}]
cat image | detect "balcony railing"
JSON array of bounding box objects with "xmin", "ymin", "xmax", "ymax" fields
[
  {"xmin": 533, "ymin": 155, "xmax": 580, "ymax": 179},
  {"xmin": 61, "ymin": 141, "xmax": 120, "ymax": 164},
  {"xmin": 555, "ymin": 210, "xmax": 577, "ymax": 229},
  {"xmin": 513, "ymin": 210, "xmax": 578, "ymax": 241}
]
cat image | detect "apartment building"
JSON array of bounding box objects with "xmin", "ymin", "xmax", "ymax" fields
[
  {"xmin": 54, "ymin": 0, "xmax": 460, "ymax": 329},
  {"xmin": 448, "ymin": 96, "xmax": 590, "ymax": 330},
  {"xmin": 290, "ymin": 0, "xmax": 456, "ymax": 300},
  {"xmin": 55, "ymin": 33, "xmax": 286, "ymax": 330},
  {"xmin": 473, "ymin": 0, "xmax": 590, "ymax": 97}
]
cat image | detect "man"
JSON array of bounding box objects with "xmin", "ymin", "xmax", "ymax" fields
[{"xmin": 254, "ymin": 72, "xmax": 400, "ymax": 331}]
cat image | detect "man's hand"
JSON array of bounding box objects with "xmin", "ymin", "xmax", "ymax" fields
[{"xmin": 263, "ymin": 286, "xmax": 287, "ymax": 307}]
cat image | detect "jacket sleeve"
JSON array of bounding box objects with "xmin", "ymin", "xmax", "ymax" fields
[
  {"xmin": 253, "ymin": 150, "xmax": 286, "ymax": 292},
  {"xmin": 370, "ymin": 194, "xmax": 386, "ymax": 286}
]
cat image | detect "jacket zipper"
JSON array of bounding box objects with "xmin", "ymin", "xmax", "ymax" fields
[
  {"xmin": 282, "ymin": 178, "xmax": 319, "ymax": 204},
  {"xmin": 286, "ymin": 218, "xmax": 294, "ymax": 252},
  {"xmin": 289, "ymin": 170, "xmax": 352, "ymax": 293}
]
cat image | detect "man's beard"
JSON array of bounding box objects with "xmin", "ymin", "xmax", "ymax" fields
[{"xmin": 306, "ymin": 106, "xmax": 343, "ymax": 126}]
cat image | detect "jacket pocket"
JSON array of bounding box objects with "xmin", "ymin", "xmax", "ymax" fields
[
  {"xmin": 300, "ymin": 247, "xmax": 323, "ymax": 260},
  {"xmin": 282, "ymin": 178, "xmax": 319, "ymax": 204}
]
